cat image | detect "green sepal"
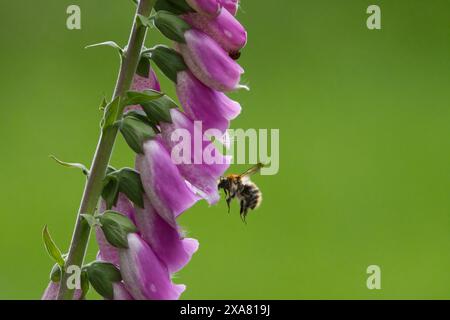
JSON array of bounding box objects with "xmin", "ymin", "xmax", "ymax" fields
[
  {"xmin": 80, "ymin": 270, "xmax": 90, "ymax": 299},
  {"xmin": 144, "ymin": 45, "xmax": 187, "ymax": 83},
  {"xmin": 80, "ymin": 214, "xmax": 101, "ymax": 228},
  {"xmin": 154, "ymin": 11, "xmax": 191, "ymax": 43},
  {"xmin": 99, "ymin": 211, "xmax": 137, "ymax": 249},
  {"xmin": 102, "ymin": 174, "xmax": 120, "ymax": 209},
  {"xmin": 137, "ymin": 14, "xmax": 154, "ymax": 28},
  {"xmin": 49, "ymin": 155, "xmax": 89, "ymax": 176},
  {"xmin": 119, "ymin": 113, "xmax": 157, "ymax": 154},
  {"xmin": 42, "ymin": 225, "xmax": 65, "ymax": 268},
  {"xmin": 50, "ymin": 263, "xmax": 61, "ymax": 282},
  {"xmin": 136, "ymin": 56, "xmax": 151, "ymax": 78},
  {"xmin": 102, "ymin": 167, "xmax": 145, "ymax": 209},
  {"xmin": 84, "ymin": 261, "xmax": 122, "ymax": 300},
  {"xmin": 123, "ymin": 89, "xmax": 164, "ymax": 106},
  {"xmin": 101, "ymin": 96, "xmax": 121, "ymax": 131},
  {"xmin": 154, "ymin": 0, "xmax": 194, "ymax": 15},
  {"xmin": 115, "ymin": 168, "xmax": 146, "ymax": 208},
  {"xmin": 141, "ymin": 94, "xmax": 178, "ymax": 124}
]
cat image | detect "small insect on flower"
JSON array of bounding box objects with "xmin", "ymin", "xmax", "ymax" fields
[{"xmin": 218, "ymin": 163, "xmax": 264, "ymax": 223}]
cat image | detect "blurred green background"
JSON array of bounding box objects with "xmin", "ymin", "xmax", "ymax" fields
[{"xmin": 0, "ymin": 0, "xmax": 449, "ymax": 299}]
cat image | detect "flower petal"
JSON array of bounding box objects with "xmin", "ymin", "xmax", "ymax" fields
[
  {"xmin": 41, "ymin": 281, "xmax": 83, "ymax": 300},
  {"xmin": 220, "ymin": 0, "xmax": 239, "ymax": 16},
  {"xmin": 119, "ymin": 233, "xmax": 185, "ymax": 300},
  {"xmin": 112, "ymin": 282, "xmax": 134, "ymax": 300},
  {"xmin": 135, "ymin": 197, "xmax": 199, "ymax": 273},
  {"xmin": 177, "ymin": 29, "xmax": 244, "ymax": 92},
  {"xmin": 186, "ymin": 0, "xmax": 221, "ymax": 17},
  {"xmin": 136, "ymin": 139, "xmax": 199, "ymax": 227},
  {"xmin": 125, "ymin": 68, "xmax": 161, "ymax": 113},
  {"xmin": 177, "ymin": 70, "xmax": 241, "ymax": 133},
  {"xmin": 184, "ymin": 9, "xmax": 247, "ymax": 53},
  {"xmin": 160, "ymin": 109, "xmax": 230, "ymax": 204}
]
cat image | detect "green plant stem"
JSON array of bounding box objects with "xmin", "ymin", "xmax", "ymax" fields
[{"xmin": 57, "ymin": 0, "xmax": 155, "ymax": 300}]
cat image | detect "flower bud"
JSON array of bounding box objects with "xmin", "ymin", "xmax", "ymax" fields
[{"xmin": 177, "ymin": 29, "xmax": 244, "ymax": 91}]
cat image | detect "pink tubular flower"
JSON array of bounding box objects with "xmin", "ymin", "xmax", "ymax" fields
[
  {"xmin": 119, "ymin": 233, "xmax": 186, "ymax": 300},
  {"xmin": 183, "ymin": 9, "xmax": 247, "ymax": 53},
  {"xmin": 96, "ymin": 193, "xmax": 136, "ymax": 265},
  {"xmin": 186, "ymin": 0, "xmax": 221, "ymax": 17},
  {"xmin": 135, "ymin": 139, "xmax": 200, "ymax": 227},
  {"xmin": 177, "ymin": 29, "xmax": 244, "ymax": 92},
  {"xmin": 125, "ymin": 67, "xmax": 160, "ymax": 113},
  {"xmin": 42, "ymin": 281, "xmax": 83, "ymax": 300},
  {"xmin": 135, "ymin": 197, "xmax": 199, "ymax": 273},
  {"xmin": 220, "ymin": 0, "xmax": 239, "ymax": 16},
  {"xmin": 177, "ymin": 70, "xmax": 241, "ymax": 133},
  {"xmin": 160, "ymin": 108, "xmax": 230, "ymax": 204}
]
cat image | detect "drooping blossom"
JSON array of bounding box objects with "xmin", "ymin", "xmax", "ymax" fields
[
  {"xmin": 176, "ymin": 29, "xmax": 244, "ymax": 92},
  {"xmin": 160, "ymin": 108, "xmax": 230, "ymax": 204},
  {"xmin": 134, "ymin": 197, "xmax": 199, "ymax": 273},
  {"xmin": 176, "ymin": 70, "xmax": 241, "ymax": 133},
  {"xmin": 119, "ymin": 233, "xmax": 186, "ymax": 300},
  {"xmin": 183, "ymin": 8, "xmax": 247, "ymax": 53},
  {"xmin": 136, "ymin": 139, "xmax": 200, "ymax": 227}
]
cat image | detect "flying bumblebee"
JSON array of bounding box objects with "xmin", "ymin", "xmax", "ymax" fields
[{"xmin": 218, "ymin": 163, "xmax": 264, "ymax": 223}]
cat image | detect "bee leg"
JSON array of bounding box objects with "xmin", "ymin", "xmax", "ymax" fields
[
  {"xmin": 240, "ymin": 200, "xmax": 247, "ymax": 224},
  {"xmin": 226, "ymin": 196, "xmax": 232, "ymax": 213}
]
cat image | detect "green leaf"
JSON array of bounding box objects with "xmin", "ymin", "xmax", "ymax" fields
[
  {"xmin": 85, "ymin": 41, "xmax": 124, "ymax": 56},
  {"xmin": 99, "ymin": 211, "xmax": 137, "ymax": 248},
  {"xmin": 123, "ymin": 89, "xmax": 164, "ymax": 106},
  {"xmin": 85, "ymin": 261, "xmax": 122, "ymax": 300},
  {"xmin": 154, "ymin": 0, "xmax": 194, "ymax": 15},
  {"xmin": 49, "ymin": 155, "xmax": 89, "ymax": 176},
  {"xmin": 154, "ymin": 11, "xmax": 191, "ymax": 43},
  {"xmin": 119, "ymin": 114, "xmax": 157, "ymax": 154},
  {"xmin": 144, "ymin": 45, "xmax": 187, "ymax": 83},
  {"xmin": 42, "ymin": 225, "xmax": 65, "ymax": 267},
  {"xmin": 141, "ymin": 94, "xmax": 178, "ymax": 124},
  {"xmin": 101, "ymin": 96, "xmax": 121, "ymax": 131}
]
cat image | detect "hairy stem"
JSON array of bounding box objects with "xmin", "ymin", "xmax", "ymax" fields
[{"xmin": 57, "ymin": 0, "xmax": 155, "ymax": 300}]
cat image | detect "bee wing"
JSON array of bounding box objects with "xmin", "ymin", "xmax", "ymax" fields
[{"xmin": 239, "ymin": 163, "xmax": 264, "ymax": 178}]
